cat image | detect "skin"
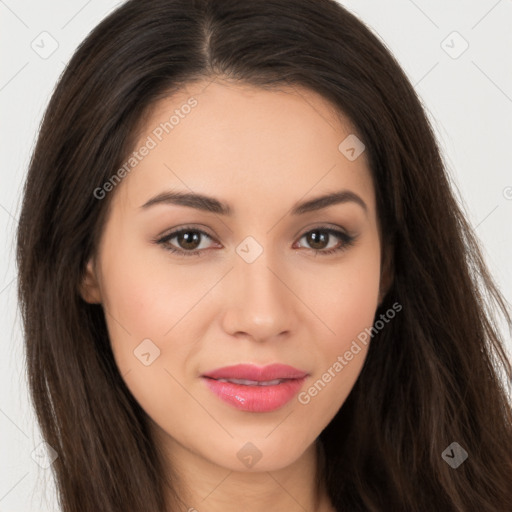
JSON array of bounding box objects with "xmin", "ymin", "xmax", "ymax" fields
[{"xmin": 81, "ymin": 78, "xmax": 391, "ymax": 512}]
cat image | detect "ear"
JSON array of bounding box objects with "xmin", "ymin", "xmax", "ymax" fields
[
  {"xmin": 79, "ymin": 258, "xmax": 102, "ymax": 304},
  {"xmin": 378, "ymin": 242, "xmax": 394, "ymax": 306}
]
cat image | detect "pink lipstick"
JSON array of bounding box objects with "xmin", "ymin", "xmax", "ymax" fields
[{"xmin": 201, "ymin": 363, "xmax": 308, "ymax": 412}]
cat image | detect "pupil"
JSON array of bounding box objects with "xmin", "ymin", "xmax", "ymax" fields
[
  {"xmin": 308, "ymin": 230, "xmax": 327, "ymax": 250},
  {"xmin": 179, "ymin": 231, "xmax": 200, "ymax": 250}
]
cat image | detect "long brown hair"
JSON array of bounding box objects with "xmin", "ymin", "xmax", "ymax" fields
[{"xmin": 16, "ymin": 0, "xmax": 512, "ymax": 510}]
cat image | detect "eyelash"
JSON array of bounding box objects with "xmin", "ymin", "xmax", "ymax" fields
[{"xmin": 154, "ymin": 225, "xmax": 356, "ymax": 258}]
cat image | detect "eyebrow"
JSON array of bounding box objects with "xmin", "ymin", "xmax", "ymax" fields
[{"xmin": 140, "ymin": 189, "xmax": 367, "ymax": 216}]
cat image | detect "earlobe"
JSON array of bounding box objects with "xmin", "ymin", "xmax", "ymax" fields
[{"xmin": 79, "ymin": 259, "xmax": 102, "ymax": 304}]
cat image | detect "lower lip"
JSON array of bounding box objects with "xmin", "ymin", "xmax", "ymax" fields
[{"xmin": 202, "ymin": 377, "xmax": 307, "ymax": 412}]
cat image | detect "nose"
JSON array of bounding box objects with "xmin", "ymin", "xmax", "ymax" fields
[{"xmin": 220, "ymin": 248, "xmax": 296, "ymax": 342}]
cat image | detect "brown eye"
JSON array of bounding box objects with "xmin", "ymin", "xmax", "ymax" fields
[
  {"xmin": 155, "ymin": 225, "xmax": 356, "ymax": 258},
  {"xmin": 175, "ymin": 231, "xmax": 202, "ymax": 250},
  {"xmin": 296, "ymin": 227, "xmax": 356, "ymax": 255},
  {"xmin": 157, "ymin": 227, "xmax": 216, "ymax": 257},
  {"xmin": 304, "ymin": 230, "xmax": 330, "ymax": 250}
]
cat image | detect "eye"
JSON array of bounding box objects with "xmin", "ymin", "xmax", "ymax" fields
[
  {"xmin": 154, "ymin": 225, "xmax": 356, "ymax": 257},
  {"xmin": 294, "ymin": 226, "xmax": 356, "ymax": 256},
  {"xmin": 155, "ymin": 226, "xmax": 216, "ymax": 257}
]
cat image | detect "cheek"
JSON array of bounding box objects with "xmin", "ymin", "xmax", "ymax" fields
[
  {"xmin": 101, "ymin": 217, "xmax": 210, "ymax": 329},
  {"xmin": 97, "ymin": 241, "xmax": 206, "ymax": 422},
  {"xmin": 296, "ymin": 242, "xmax": 380, "ymax": 417},
  {"xmin": 306, "ymin": 240, "xmax": 381, "ymax": 350},
  {"xmin": 96, "ymin": 232, "xmax": 183, "ymax": 368}
]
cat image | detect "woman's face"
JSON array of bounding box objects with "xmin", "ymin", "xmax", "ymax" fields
[{"xmin": 81, "ymin": 79, "xmax": 385, "ymax": 474}]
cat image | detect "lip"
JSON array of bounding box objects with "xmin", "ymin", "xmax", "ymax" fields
[
  {"xmin": 202, "ymin": 363, "xmax": 308, "ymax": 381},
  {"xmin": 201, "ymin": 364, "xmax": 309, "ymax": 413}
]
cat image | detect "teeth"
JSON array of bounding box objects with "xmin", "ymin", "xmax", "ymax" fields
[{"xmin": 216, "ymin": 378, "xmax": 284, "ymax": 386}]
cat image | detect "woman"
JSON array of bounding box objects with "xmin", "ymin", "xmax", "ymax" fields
[{"xmin": 16, "ymin": 0, "xmax": 512, "ymax": 510}]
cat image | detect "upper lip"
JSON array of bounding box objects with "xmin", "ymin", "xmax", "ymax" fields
[{"xmin": 202, "ymin": 363, "xmax": 308, "ymax": 381}]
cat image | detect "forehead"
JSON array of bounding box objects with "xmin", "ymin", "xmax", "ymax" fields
[{"xmin": 111, "ymin": 79, "xmax": 375, "ymax": 218}]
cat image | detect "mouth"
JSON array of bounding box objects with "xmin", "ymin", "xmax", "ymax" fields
[
  {"xmin": 201, "ymin": 363, "xmax": 308, "ymax": 381},
  {"xmin": 206, "ymin": 377, "xmax": 290, "ymax": 386},
  {"xmin": 201, "ymin": 364, "xmax": 309, "ymax": 412}
]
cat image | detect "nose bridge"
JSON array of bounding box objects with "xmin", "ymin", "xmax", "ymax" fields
[{"xmin": 223, "ymin": 240, "xmax": 294, "ymax": 339}]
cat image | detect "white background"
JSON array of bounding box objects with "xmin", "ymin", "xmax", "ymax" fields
[{"xmin": 1, "ymin": 1, "xmax": 511, "ymax": 510}]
